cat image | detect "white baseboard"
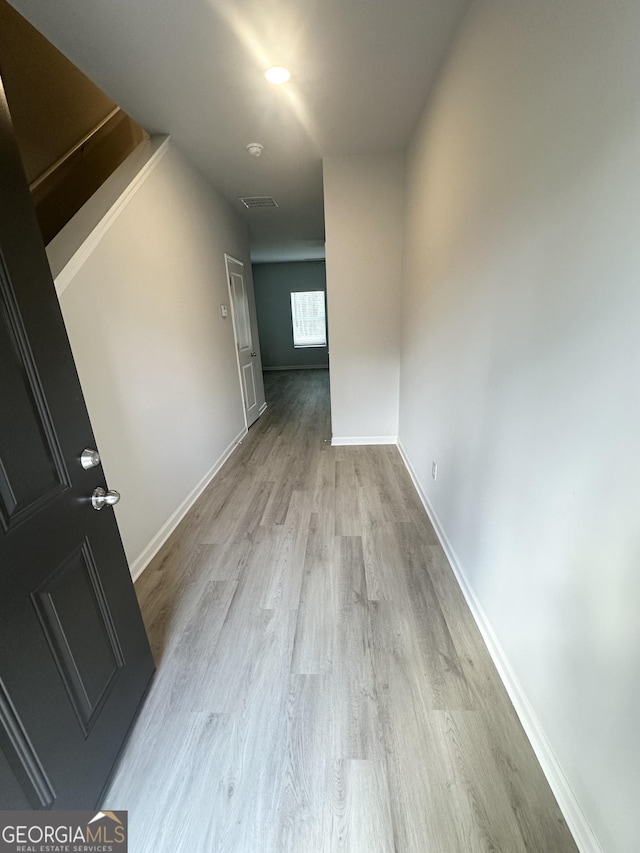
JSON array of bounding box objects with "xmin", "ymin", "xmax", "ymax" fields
[
  {"xmin": 263, "ymin": 365, "xmax": 328, "ymax": 371},
  {"xmin": 128, "ymin": 427, "xmax": 247, "ymax": 582},
  {"xmin": 396, "ymin": 439, "xmax": 602, "ymax": 853},
  {"xmin": 331, "ymin": 435, "xmax": 398, "ymax": 446}
]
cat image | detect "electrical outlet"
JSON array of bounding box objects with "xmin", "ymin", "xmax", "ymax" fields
[{"xmin": 432, "ymin": 460, "xmax": 438, "ymax": 481}]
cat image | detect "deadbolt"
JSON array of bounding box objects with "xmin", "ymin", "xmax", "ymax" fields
[
  {"xmin": 91, "ymin": 487, "xmax": 121, "ymax": 510},
  {"xmin": 81, "ymin": 448, "xmax": 101, "ymax": 469}
]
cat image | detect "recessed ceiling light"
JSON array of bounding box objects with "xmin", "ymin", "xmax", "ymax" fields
[{"xmin": 265, "ymin": 66, "xmax": 291, "ymax": 85}]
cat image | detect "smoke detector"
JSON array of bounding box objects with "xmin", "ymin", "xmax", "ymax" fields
[{"xmin": 246, "ymin": 142, "xmax": 264, "ymax": 158}]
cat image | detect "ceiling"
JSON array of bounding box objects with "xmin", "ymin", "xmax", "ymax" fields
[{"xmin": 8, "ymin": 0, "xmax": 470, "ymax": 262}]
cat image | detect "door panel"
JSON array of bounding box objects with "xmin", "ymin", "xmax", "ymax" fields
[
  {"xmin": 241, "ymin": 362, "xmax": 257, "ymax": 411},
  {"xmin": 0, "ymin": 71, "xmax": 154, "ymax": 808},
  {"xmin": 0, "ymin": 679, "xmax": 55, "ymax": 808},
  {"xmin": 230, "ymin": 272, "xmax": 251, "ymax": 352},
  {"xmin": 0, "ymin": 261, "xmax": 68, "ymax": 527},
  {"xmin": 0, "ymin": 747, "xmax": 37, "ymax": 810},
  {"xmin": 31, "ymin": 540, "xmax": 124, "ymax": 734}
]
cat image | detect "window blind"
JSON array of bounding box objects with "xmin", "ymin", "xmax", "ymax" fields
[{"xmin": 291, "ymin": 291, "xmax": 327, "ymax": 347}]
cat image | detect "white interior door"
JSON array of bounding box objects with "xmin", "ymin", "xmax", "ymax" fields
[{"xmin": 225, "ymin": 255, "xmax": 260, "ymax": 427}]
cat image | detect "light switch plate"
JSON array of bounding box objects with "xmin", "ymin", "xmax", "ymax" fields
[{"xmin": 220, "ymin": 304, "xmax": 229, "ymax": 318}]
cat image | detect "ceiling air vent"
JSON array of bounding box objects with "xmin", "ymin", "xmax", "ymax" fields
[{"xmin": 239, "ymin": 196, "xmax": 278, "ymax": 209}]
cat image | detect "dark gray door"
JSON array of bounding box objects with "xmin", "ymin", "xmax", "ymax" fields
[{"xmin": 0, "ymin": 75, "xmax": 154, "ymax": 808}]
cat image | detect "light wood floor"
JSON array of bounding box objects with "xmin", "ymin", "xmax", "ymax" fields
[{"xmin": 104, "ymin": 369, "xmax": 577, "ymax": 853}]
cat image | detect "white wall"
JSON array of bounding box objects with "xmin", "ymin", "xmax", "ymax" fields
[
  {"xmin": 54, "ymin": 139, "xmax": 255, "ymax": 575},
  {"xmin": 323, "ymin": 154, "xmax": 404, "ymax": 444},
  {"xmin": 399, "ymin": 1, "xmax": 640, "ymax": 850}
]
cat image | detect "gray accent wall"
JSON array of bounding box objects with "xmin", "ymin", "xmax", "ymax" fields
[{"xmin": 253, "ymin": 261, "xmax": 329, "ymax": 370}]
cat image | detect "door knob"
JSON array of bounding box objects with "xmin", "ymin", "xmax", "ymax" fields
[
  {"xmin": 91, "ymin": 487, "xmax": 121, "ymax": 511},
  {"xmin": 251, "ymin": 351, "xmax": 257, "ymax": 357}
]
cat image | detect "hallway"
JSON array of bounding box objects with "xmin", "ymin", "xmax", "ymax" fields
[{"xmin": 103, "ymin": 369, "xmax": 576, "ymax": 852}]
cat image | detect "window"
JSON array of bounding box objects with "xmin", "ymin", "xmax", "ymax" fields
[{"xmin": 291, "ymin": 291, "xmax": 327, "ymax": 348}]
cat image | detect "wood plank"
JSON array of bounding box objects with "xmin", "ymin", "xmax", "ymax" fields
[
  {"xmin": 329, "ymin": 536, "xmax": 384, "ymax": 760},
  {"xmin": 335, "ymin": 458, "xmax": 361, "ymax": 537},
  {"xmin": 291, "ymin": 533, "xmax": 338, "ymax": 675},
  {"xmin": 201, "ymin": 601, "xmax": 297, "ymax": 715},
  {"xmin": 324, "ymin": 759, "xmax": 396, "ymax": 853},
  {"xmin": 275, "ymin": 674, "xmax": 332, "ymax": 852}
]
